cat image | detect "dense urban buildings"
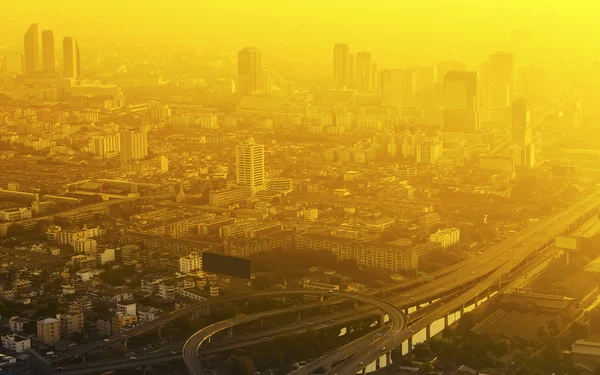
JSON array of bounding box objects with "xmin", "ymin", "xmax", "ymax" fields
[{"xmin": 0, "ymin": 5, "xmax": 599, "ymax": 375}]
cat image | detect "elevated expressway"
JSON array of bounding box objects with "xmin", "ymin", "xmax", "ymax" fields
[
  {"xmin": 324, "ymin": 192, "xmax": 600, "ymax": 374},
  {"xmin": 55, "ymin": 192, "xmax": 600, "ymax": 374},
  {"xmin": 182, "ymin": 289, "xmax": 406, "ymax": 375}
]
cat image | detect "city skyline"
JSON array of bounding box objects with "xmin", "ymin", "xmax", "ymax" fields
[{"xmin": 0, "ymin": 3, "xmax": 599, "ymax": 375}]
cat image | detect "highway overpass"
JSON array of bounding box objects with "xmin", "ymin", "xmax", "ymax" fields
[{"xmin": 182, "ymin": 289, "xmax": 407, "ymax": 375}]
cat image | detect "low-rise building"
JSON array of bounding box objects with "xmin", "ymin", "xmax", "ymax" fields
[
  {"xmin": 58, "ymin": 313, "xmax": 84, "ymax": 339},
  {"xmin": 1, "ymin": 334, "xmax": 31, "ymax": 353},
  {"xmin": 37, "ymin": 317, "xmax": 60, "ymax": 345},
  {"xmin": 429, "ymin": 228, "xmax": 460, "ymax": 248},
  {"xmin": 0, "ymin": 207, "xmax": 31, "ymax": 222},
  {"xmin": 8, "ymin": 317, "xmax": 27, "ymax": 333},
  {"xmin": 111, "ymin": 313, "xmax": 137, "ymax": 335}
]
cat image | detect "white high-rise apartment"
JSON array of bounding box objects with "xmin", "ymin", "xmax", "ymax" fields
[
  {"xmin": 236, "ymin": 137, "xmax": 265, "ymax": 196},
  {"xmin": 120, "ymin": 130, "xmax": 148, "ymax": 163}
]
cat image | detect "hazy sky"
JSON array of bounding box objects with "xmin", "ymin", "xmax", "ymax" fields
[{"xmin": 4, "ymin": 0, "xmax": 600, "ymax": 68}]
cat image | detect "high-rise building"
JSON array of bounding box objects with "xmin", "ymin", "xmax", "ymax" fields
[
  {"xmin": 120, "ymin": 130, "xmax": 148, "ymax": 163},
  {"xmin": 63, "ymin": 37, "xmax": 81, "ymax": 79},
  {"xmin": 436, "ymin": 60, "xmax": 466, "ymax": 84},
  {"xmin": 238, "ymin": 47, "xmax": 262, "ymax": 96},
  {"xmin": 512, "ymin": 98, "xmax": 531, "ymax": 144},
  {"xmin": 333, "ymin": 43, "xmax": 350, "ymax": 89},
  {"xmin": 443, "ymin": 71, "xmax": 479, "ymax": 131},
  {"xmin": 41, "ymin": 30, "xmax": 55, "ymax": 73},
  {"xmin": 513, "ymin": 143, "xmax": 536, "ymax": 168},
  {"xmin": 355, "ymin": 52, "xmax": 373, "ymax": 91},
  {"xmin": 36, "ymin": 318, "xmax": 60, "ymax": 345},
  {"xmin": 23, "ymin": 23, "xmax": 40, "ymax": 73},
  {"xmin": 236, "ymin": 137, "xmax": 266, "ymax": 195},
  {"xmin": 3, "ymin": 54, "xmax": 23, "ymax": 73},
  {"xmin": 381, "ymin": 69, "xmax": 416, "ymax": 108},
  {"xmin": 481, "ymin": 51, "xmax": 515, "ymax": 98},
  {"xmin": 416, "ymin": 142, "xmax": 441, "ymax": 164}
]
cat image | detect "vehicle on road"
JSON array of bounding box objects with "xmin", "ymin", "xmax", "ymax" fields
[
  {"xmin": 129, "ymin": 356, "xmax": 137, "ymax": 360},
  {"xmin": 381, "ymin": 347, "xmax": 387, "ymax": 351}
]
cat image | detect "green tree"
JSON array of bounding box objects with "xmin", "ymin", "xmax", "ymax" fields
[
  {"xmin": 494, "ymin": 338, "xmax": 511, "ymax": 356},
  {"xmin": 226, "ymin": 354, "xmax": 256, "ymax": 375},
  {"xmin": 571, "ymin": 322, "xmax": 591, "ymax": 340},
  {"xmin": 538, "ymin": 324, "xmax": 550, "ymax": 340},
  {"xmin": 412, "ymin": 343, "xmax": 432, "ymax": 360}
]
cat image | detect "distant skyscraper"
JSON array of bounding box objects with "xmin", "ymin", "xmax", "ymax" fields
[
  {"xmin": 3, "ymin": 54, "xmax": 23, "ymax": 73},
  {"xmin": 120, "ymin": 130, "xmax": 148, "ymax": 163},
  {"xmin": 443, "ymin": 71, "xmax": 479, "ymax": 131},
  {"xmin": 333, "ymin": 43, "xmax": 350, "ymax": 89},
  {"xmin": 238, "ymin": 47, "xmax": 263, "ymax": 96},
  {"xmin": 355, "ymin": 52, "xmax": 373, "ymax": 91},
  {"xmin": 481, "ymin": 51, "xmax": 515, "ymax": 99},
  {"xmin": 436, "ymin": 60, "xmax": 466, "ymax": 84},
  {"xmin": 512, "ymin": 98, "xmax": 532, "ymax": 144},
  {"xmin": 23, "ymin": 23, "xmax": 40, "ymax": 73},
  {"xmin": 381, "ymin": 69, "xmax": 416, "ymax": 108},
  {"xmin": 236, "ymin": 137, "xmax": 265, "ymax": 196},
  {"xmin": 63, "ymin": 37, "xmax": 81, "ymax": 79},
  {"xmin": 41, "ymin": 30, "xmax": 55, "ymax": 73}
]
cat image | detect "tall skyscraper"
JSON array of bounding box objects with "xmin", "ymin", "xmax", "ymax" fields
[
  {"xmin": 436, "ymin": 60, "xmax": 466, "ymax": 84},
  {"xmin": 443, "ymin": 71, "xmax": 479, "ymax": 131},
  {"xmin": 481, "ymin": 51, "xmax": 515, "ymax": 99},
  {"xmin": 41, "ymin": 30, "xmax": 55, "ymax": 73},
  {"xmin": 23, "ymin": 23, "xmax": 40, "ymax": 73},
  {"xmin": 236, "ymin": 137, "xmax": 265, "ymax": 196},
  {"xmin": 63, "ymin": 37, "xmax": 81, "ymax": 79},
  {"xmin": 355, "ymin": 52, "xmax": 373, "ymax": 91},
  {"xmin": 333, "ymin": 43, "xmax": 350, "ymax": 89},
  {"xmin": 120, "ymin": 130, "xmax": 148, "ymax": 163},
  {"xmin": 381, "ymin": 69, "xmax": 416, "ymax": 108},
  {"xmin": 238, "ymin": 47, "xmax": 262, "ymax": 96},
  {"xmin": 512, "ymin": 98, "xmax": 532, "ymax": 144}
]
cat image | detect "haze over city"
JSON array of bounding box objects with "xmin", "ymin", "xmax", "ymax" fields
[{"xmin": 1, "ymin": 2, "xmax": 600, "ymax": 375}]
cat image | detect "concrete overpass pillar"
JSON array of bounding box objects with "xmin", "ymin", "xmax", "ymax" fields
[
  {"xmin": 498, "ymin": 277, "xmax": 502, "ymax": 290},
  {"xmin": 475, "ymin": 295, "xmax": 479, "ymax": 307},
  {"xmin": 487, "ymin": 287, "xmax": 491, "ymax": 299},
  {"xmin": 158, "ymin": 324, "xmax": 163, "ymax": 339},
  {"xmin": 362, "ymin": 368, "xmax": 367, "ymax": 375},
  {"xmin": 385, "ymin": 351, "xmax": 391, "ymax": 364},
  {"xmin": 426, "ymin": 324, "xmax": 431, "ymax": 340},
  {"xmin": 296, "ymin": 312, "xmax": 301, "ymax": 323},
  {"xmin": 407, "ymin": 336, "xmax": 413, "ymax": 353},
  {"xmin": 124, "ymin": 339, "xmax": 128, "ymax": 350},
  {"xmin": 228, "ymin": 326, "xmax": 234, "ymax": 338},
  {"xmin": 379, "ymin": 311, "xmax": 386, "ymax": 327},
  {"xmin": 354, "ymin": 300, "xmax": 359, "ymax": 308},
  {"xmin": 444, "ymin": 314, "xmax": 449, "ymax": 328},
  {"xmin": 460, "ymin": 303, "xmax": 465, "ymax": 316},
  {"xmin": 375, "ymin": 357, "xmax": 381, "ymax": 369}
]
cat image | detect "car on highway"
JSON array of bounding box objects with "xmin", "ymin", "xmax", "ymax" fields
[
  {"xmin": 381, "ymin": 347, "xmax": 387, "ymax": 351},
  {"xmin": 129, "ymin": 356, "xmax": 137, "ymax": 360},
  {"xmin": 328, "ymin": 290, "xmax": 334, "ymax": 293}
]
